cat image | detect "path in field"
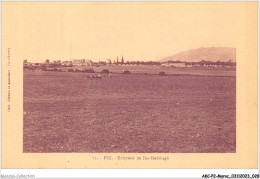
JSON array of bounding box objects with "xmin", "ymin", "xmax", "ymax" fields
[{"xmin": 23, "ymin": 71, "xmax": 236, "ymax": 153}]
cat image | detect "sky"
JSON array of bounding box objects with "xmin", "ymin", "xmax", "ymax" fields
[{"xmin": 3, "ymin": 2, "xmax": 255, "ymax": 62}]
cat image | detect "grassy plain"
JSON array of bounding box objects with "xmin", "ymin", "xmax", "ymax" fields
[{"xmin": 23, "ymin": 67, "xmax": 236, "ymax": 153}]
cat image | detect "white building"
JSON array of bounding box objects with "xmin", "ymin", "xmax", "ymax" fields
[
  {"xmin": 72, "ymin": 59, "xmax": 86, "ymax": 66},
  {"xmin": 161, "ymin": 61, "xmax": 186, "ymax": 67},
  {"xmin": 170, "ymin": 62, "xmax": 186, "ymax": 67}
]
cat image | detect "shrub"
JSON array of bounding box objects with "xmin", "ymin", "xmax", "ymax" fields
[
  {"xmin": 87, "ymin": 69, "xmax": 95, "ymax": 73},
  {"xmin": 74, "ymin": 69, "xmax": 81, "ymax": 72},
  {"xmin": 67, "ymin": 69, "xmax": 74, "ymax": 72},
  {"xmin": 82, "ymin": 69, "xmax": 95, "ymax": 73},
  {"xmin": 159, "ymin": 71, "xmax": 166, "ymax": 76},
  {"xmin": 123, "ymin": 70, "xmax": 130, "ymax": 75},
  {"xmin": 101, "ymin": 69, "xmax": 110, "ymax": 74}
]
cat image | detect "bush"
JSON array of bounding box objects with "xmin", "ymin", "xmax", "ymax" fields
[
  {"xmin": 123, "ymin": 70, "xmax": 130, "ymax": 75},
  {"xmin": 87, "ymin": 69, "xmax": 95, "ymax": 73},
  {"xmin": 82, "ymin": 69, "xmax": 95, "ymax": 73},
  {"xmin": 159, "ymin": 71, "xmax": 166, "ymax": 76},
  {"xmin": 67, "ymin": 69, "xmax": 74, "ymax": 72},
  {"xmin": 74, "ymin": 69, "xmax": 81, "ymax": 72},
  {"xmin": 101, "ymin": 69, "xmax": 110, "ymax": 74}
]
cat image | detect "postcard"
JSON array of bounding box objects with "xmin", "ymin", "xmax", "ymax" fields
[{"xmin": 1, "ymin": 1, "xmax": 258, "ymax": 168}]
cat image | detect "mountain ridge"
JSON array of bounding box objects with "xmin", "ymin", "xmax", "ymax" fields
[{"xmin": 160, "ymin": 47, "xmax": 236, "ymax": 62}]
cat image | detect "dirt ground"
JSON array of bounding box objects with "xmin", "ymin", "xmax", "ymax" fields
[{"xmin": 23, "ymin": 69, "xmax": 236, "ymax": 153}]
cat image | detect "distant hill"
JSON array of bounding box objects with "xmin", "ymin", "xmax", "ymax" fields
[{"xmin": 160, "ymin": 47, "xmax": 236, "ymax": 62}]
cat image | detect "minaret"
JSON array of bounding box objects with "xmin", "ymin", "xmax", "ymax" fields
[
  {"xmin": 121, "ymin": 56, "xmax": 124, "ymax": 64},
  {"xmin": 116, "ymin": 56, "xmax": 119, "ymax": 64}
]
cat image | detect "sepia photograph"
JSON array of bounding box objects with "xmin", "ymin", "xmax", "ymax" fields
[
  {"xmin": 22, "ymin": 2, "xmax": 236, "ymax": 153},
  {"xmin": 1, "ymin": 1, "xmax": 258, "ymax": 170}
]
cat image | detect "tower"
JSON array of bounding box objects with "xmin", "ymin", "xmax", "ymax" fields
[{"xmin": 121, "ymin": 56, "xmax": 124, "ymax": 64}]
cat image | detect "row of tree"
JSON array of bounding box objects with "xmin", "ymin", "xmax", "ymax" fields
[{"xmin": 184, "ymin": 60, "xmax": 236, "ymax": 67}]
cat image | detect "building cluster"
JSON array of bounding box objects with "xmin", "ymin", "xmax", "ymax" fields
[
  {"xmin": 23, "ymin": 56, "xmax": 125, "ymax": 69},
  {"xmin": 161, "ymin": 60, "xmax": 236, "ymax": 68},
  {"xmin": 23, "ymin": 57, "xmax": 236, "ymax": 70}
]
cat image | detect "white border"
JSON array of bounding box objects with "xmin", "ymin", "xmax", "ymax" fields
[{"xmin": 0, "ymin": 0, "xmax": 259, "ymax": 178}]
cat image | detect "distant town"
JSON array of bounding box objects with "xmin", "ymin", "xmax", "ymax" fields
[{"xmin": 23, "ymin": 56, "xmax": 236, "ymax": 71}]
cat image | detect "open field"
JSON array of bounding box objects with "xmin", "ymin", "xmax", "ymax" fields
[
  {"xmin": 23, "ymin": 68, "xmax": 236, "ymax": 153},
  {"xmin": 58, "ymin": 65, "xmax": 236, "ymax": 77}
]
